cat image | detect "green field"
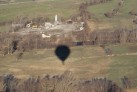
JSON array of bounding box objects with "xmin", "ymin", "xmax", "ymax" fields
[
  {"xmin": 109, "ymin": 55, "xmax": 137, "ymax": 87},
  {"xmin": 0, "ymin": 46, "xmax": 106, "ymax": 78},
  {"xmin": 0, "ymin": 0, "xmax": 84, "ymax": 22},
  {"xmin": 0, "ymin": 45, "xmax": 137, "ymax": 87},
  {"xmin": 0, "ymin": 0, "xmax": 137, "ymax": 32},
  {"xmin": 0, "ymin": 0, "xmax": 85, "ymax": 32},
  {"xmin": 88, "ymin": 0, "xmax": 137, "ymax": 29},
  {"xmin": 105, "ymin": 43, "xmax": 137, "ymax": 54},
  {"xmin": 0, "ymin": 0, "xmax": 137, "ymax": 89},
  {"xmin": 0, "ymin": 0, "xmax": 136, "ymax": 23}
]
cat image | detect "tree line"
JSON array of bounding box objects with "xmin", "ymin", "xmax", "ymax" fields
[
  {"xmin": 71, "ymin": 0, "xmax": 112, "ymax": 22},
  {"xmin": 89, "ymin": 28, "xmax": 137, "ymax": 45},
  {"xmin": 0, "ymin": 32, "xmax": 58, "ymax": 57},
  {"xmin": 104, "ymin": 0, "xmax": 124, "ymax": 18},
  {"xmin": 0, "ymin": 71, "xmax": 125, "ymax": 92}
]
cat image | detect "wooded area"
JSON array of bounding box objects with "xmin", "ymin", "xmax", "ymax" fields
[{"xmin": 0, "ymin": 71, "xmax": 124, "ymax": 92}]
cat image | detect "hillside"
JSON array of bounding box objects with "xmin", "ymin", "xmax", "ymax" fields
[{"xmin": 88, "ymin": 0, "xmax": 137, "ymax": 30}]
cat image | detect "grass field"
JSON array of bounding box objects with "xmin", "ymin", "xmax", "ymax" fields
[
  {"xmin": 88, "ymin": 0, "xmax": 137, "ymax": 29},
  {"xmin": 105, "ymin": 43, "xmax": 137, "ymax": 54},
  {"xmin": 0, "ymin": 0, "xmax": 137, "ymax": 32},
  {"xmin": 1, "ymin": 1, "xmax": 137, "ymax": 91},
  {"xmin": 0, "ymin": 44, "xmax": 137, "ymax": 88},
  {"xmin": 0, "ymin": 0, "xmax": 84, "ymax": 22},
  {"xmin": 109, "ymin": 55, "xmax": 137, "ymax": 87},
  {"xmin": 0, "ymin": 0, "xmax": 84, "ymax": 32},
  {"xmin": 0, "ymin": 46, "xmax": 107, "ymax": 78}
]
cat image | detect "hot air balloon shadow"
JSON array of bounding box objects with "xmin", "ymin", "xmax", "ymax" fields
[{"xmin": 55, "ymin": 45, "xmax": 70, "ymax": 65}]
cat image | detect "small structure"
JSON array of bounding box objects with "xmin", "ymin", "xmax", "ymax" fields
[
  {"xmin": 19, "ymin": 15, "xmax": 83, "ymax": 36},
  {"xmin": 54, "ymin": 14, "xmax": 60, "ymax": 25},
  {"xmin": 42, "ymin": 33, "xmax": 51, "ymax": 38},
  {"xmin": 45, "ymin": 22, "xmax": 54, "ymax": 29},
  {"xmin": 26, "ymin": 23, "xmax": 31, "ymax": 28},
  {"xmin": 80, "ymin": 22, "xmax": 85, "ymax": 26},
  {"xmin": 80, "ymin": 27, "xmax": 84, "ymax": 31},
  {"xmin": 55, "ymin": 15, "xmax": 58, "ymax": 22}
]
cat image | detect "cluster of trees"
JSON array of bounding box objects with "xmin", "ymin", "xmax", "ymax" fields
[
  {"xmin": 129, "ymin": 10, "xmax": 137, "ymax": 16},
  {"xmin": 0, "ymin": 15, "xmax": 52, "ymax": 33},
  {"xmin": 0, "ymin": 71, "xmax": 123, "ymax": 92},
  {"xmin": 89, "ymin": 28, "xmax": 137, "ymax": 45},
  {"xmin": 0, "ymin": 32, "xmax": 58, "ymax": 57},
  {"xmin": 78, "ymin": 2, "xmax": 91, "ymax": 21},
  {"xmin": 0, "ymin": 0, "xmax": 11, "ymax": 4},
  {"xmin": 70, "ymin": 1, "xmax": 91, "ymax": 22},
  {"xmin": 0, "ymin": 21, "xmax": 12, "ymax": 27},
  {"xmin": 133, "ymin": 19, "xmax": 137, "ymax": 24},
  {"xmin": 104, "ymin": 8, "xmax": 120, "ymax": 18},
  {"xmin": 104, "ymin": 0, "xmax": 124, "ymax": 18},
  {"xmin": 71, "ymin": 0, "xmax": 112, "ymax": 21},
  {"xmin": 2, "ymin": 28, "xmax": 137, "ymax": 57},
  {"xmin": 129, "ymin": 10, "xmax": 137, "ymax": 24},
  {"xmin": 88, "ymin": 0, "xmax": 112, "ymax": 5},
  {"xmin": 11, "ymin": 15, "xmax": 50, "ymax": 32}
]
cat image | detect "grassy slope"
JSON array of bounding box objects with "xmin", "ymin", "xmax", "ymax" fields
[
  {"xmin": 0, "ymin": 46, "xmax": 108, "ymax": 79},
  {"xmin": 108, "ymin": 55, "xmax": 137, "ymax": 87},
  {"xmin": 1, "ymin": 0, "xmax": 137, "ymax": 31},
  {"xmin": 105, "ymin": 43, "xmax": 137, "ymax": 86},
  {"xmin": 0, "ymin": 0, "xmax": 83, "ymax": 22},
  {"xmin": 1, "ymin": 45, "xmax": 137, "ymax": 87},
  {"xmin": 88, "ymin": 0, "xmax": 137, "ymax": 29},
  {"xmin": 0, "ymin": 0, "xmax": 84, "ymax": 32},
  {"xmin": 105, "ymin": 43, "xmax": 137, "ymax": 54},
  {"xmin": 87, "ymin": 0, "xmax": 137, "ymax": 86}
]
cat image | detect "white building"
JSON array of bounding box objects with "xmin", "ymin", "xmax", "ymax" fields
[{"xmin": 42, "ymin": 33, "xmax": 51, "ymax": 38}]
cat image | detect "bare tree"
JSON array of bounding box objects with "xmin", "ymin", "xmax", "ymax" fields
[
  {"xmin": 133, "ymin": 19, "xmax": 137, "ymax": 24},
  {"xmin": 1, "ymin": 47, "xmax": 8, "ymax": 56},
  {"xmin": 15, "ymin": 51, "xmax": 23, "ymax": 61},
  {"xmin": 104, "ymin": 12, "xmax": 114, "ymax": 18},
  {"xmin": 118, "ymin": 0, "xmax": 124, "ymax": 6}
]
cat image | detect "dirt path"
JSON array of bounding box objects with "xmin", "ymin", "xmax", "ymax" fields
[{"xmin": 80, "ymin": 52, "xmax": 137, "ymax": 59}]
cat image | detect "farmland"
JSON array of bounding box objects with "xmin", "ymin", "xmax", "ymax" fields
[
  {"xmin": 87, "ymin": 0, "xmax": 137, "ymax": 29},
  {"xmin": 0, "ymin": 0, "xmax": 83, "ymax": 22},
  {"xmin": 0, "ymin": 0, "xmax": 137, "ymax": 91},
  {"xmin": 0, "ymin": 0, "xmax": 137, "ymax": 32},
  {"xmin": 0, "ymin": 44, "xmax": 137, "ymax": 88}
]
